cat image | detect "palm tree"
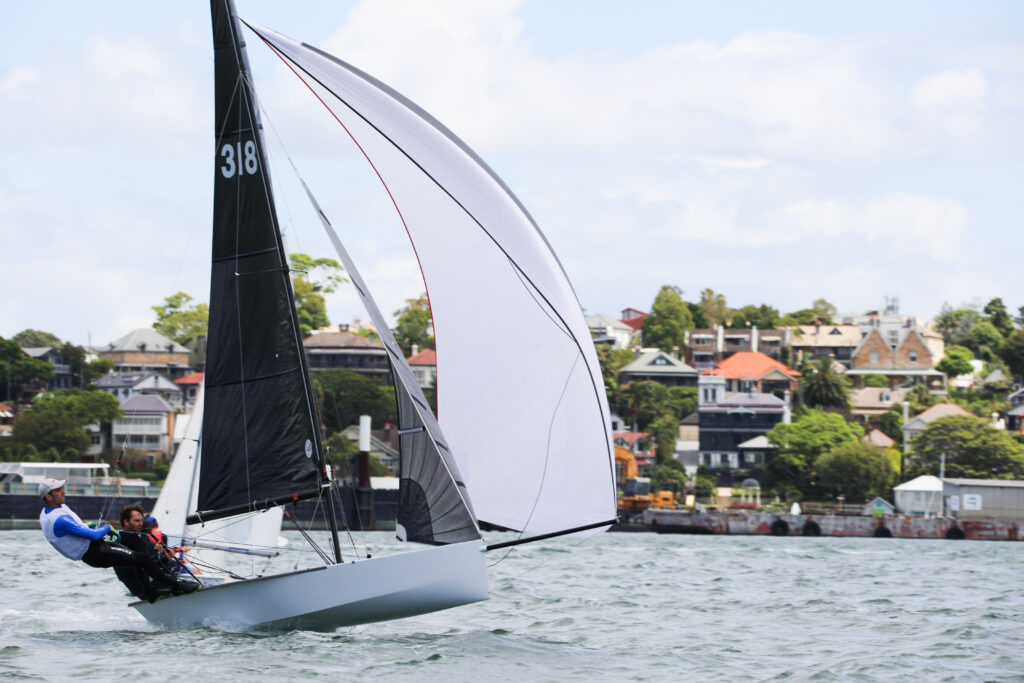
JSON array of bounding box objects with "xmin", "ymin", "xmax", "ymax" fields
[{"xmin": 801, "ymin": 356, "xmax": 851, "ymax": 410}]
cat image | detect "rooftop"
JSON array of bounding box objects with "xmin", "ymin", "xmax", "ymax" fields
[
  {"xmin": 175, "ymin": 371, "xmax": 205, "ymax": 385},
  {"xmin": 701, "ymin": 351, "xmax": 800, "ymax": 380},
  {"xmin": 104, "ymin": 328, "xmax": 189, "ymax": 354},
  {"xmin": 407, "ymin": 349, "xmax": 437, "ymax": 366}
]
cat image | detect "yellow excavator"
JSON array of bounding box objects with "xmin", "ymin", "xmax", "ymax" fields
[{"xmin": 615, "ymin": 446, "xmax": 676, "ymax": 518}]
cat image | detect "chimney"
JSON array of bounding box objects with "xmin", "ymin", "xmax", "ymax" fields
[
  {"xmin": 411, "ymin": 343, "xmax": 419, "ymax": 357},
  {"xmin": 783, "ymin": 390, "xmax": 792, "ymax": 424}
]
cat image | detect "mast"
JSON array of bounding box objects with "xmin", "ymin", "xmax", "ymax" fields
[{"xmin": 199, "ymin": 0, "xmax": 342, "ymax": 562}]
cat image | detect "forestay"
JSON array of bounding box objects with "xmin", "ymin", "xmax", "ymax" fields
[{"xmin": 247, "ymin": 24, "xmax": 617, "ymax": 535}]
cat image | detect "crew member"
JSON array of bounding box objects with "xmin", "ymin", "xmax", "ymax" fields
[
  {"xmin": 38, "ymin": 478, "xmax": 197, "ymax": 602},
  {"xmin": 114, "ymin": 505, "xmax": 173, "ymax": 601}
]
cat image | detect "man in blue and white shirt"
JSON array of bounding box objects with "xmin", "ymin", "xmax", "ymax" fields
[{"xmin": 39, "ymin": 478, "xmax": 196, "ymax": 602}]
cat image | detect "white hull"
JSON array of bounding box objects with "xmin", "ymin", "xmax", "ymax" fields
[{"xmin": 133, "ymin": 541, "xmax": 489, "ymax": 631}]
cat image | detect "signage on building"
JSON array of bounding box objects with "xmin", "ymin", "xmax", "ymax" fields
[{"xmin": 962, "ymin": 494, "xmax": 983, "ymax": 511}]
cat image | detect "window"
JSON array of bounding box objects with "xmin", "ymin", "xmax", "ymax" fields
[
  {"xmin": 870, "ymin": 351, "xmax": 879, "ymax": 364},
  {"xmin": 909, "ymin": 352, "xmax": 918, "ymax": 363}
]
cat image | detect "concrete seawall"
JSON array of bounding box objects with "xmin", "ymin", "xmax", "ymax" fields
[{"xmin": 642, "ymin": 508, "xmax": 1021, "ymax": 541}]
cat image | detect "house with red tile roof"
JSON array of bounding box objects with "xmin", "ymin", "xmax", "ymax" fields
[
  {"xmin": 700, "ymin": 351, "xmax": 800, "ymax": 398},
  {"xmin": 174, "ymin": 371, "xmax": 204, "ymax": 407},
  {"xmin": 619, "ymin": 307, "xmax": 649, "ymax": 332},
  {"xmin": 407, "ymin": 347, "xmax": 437, "ymax": 389}
]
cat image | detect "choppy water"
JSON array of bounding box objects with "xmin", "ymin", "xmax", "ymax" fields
[{"xmin": 2, "ymin": 529, "xmax": 1022, "ymax": 681}]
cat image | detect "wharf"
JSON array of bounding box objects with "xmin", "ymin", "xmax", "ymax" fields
[{"xmin": 641, "ymin": 508, "xmax": 1021, "ymax": 541}]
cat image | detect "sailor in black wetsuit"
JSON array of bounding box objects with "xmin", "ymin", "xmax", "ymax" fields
[
  {"xmin": 115, "ymin": 504, "xmax": 176, "ymax": 601},
  {"xmin": 38, "ymin": 478, "xmax": 195, "ymax": 603}
]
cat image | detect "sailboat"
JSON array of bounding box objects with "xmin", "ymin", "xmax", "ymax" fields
[{"xmin": 133, "ymin": 0, "xmax": 616, "ymax": 631}]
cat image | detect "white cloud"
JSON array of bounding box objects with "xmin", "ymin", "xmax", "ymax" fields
[{"xmin": 913, "ymin": 68, "xmax": 987, "ymax": 108}]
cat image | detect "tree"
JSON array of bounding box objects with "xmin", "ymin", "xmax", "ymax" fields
[
  {"xmin": 983, "ymin": 297, "xmax": 1015, "ymax": 338},
  {"xmin": 11, "ymin": 412, "xmax": 89, "ymax": 457},
  {"xmin": 907, "ymin": 415, "xmax": 1024, "ymax": 479},
  {"xmin": 289, "ymin": 253, "xmax": 347, "ymax": 337},
  {"xmin": 153, "ymin": 292, "xmax": 209, "ymax": 343},
  {"xmin": 687, "ymin": 302, "xmax": 708, "ymax": 329},
  {"xmin": 863, "ymin": 373, "xmax": 889, "ymax": 388},
  {"xmin": 13, "ymin": 329, "xmax": 62, "ymax": 347},
  {"xmin": 664, "ymin": 386, "xmax": 698, "ymax": 421},
  {"xmin": 85, "ymin": 358, "xmax": 115, "ymax": 385},
  {"xmin": 698, "ymin": 288, "xmax": 729, "ymax": 327},
  {"xmin": 29, "ymin": 389, "xmax": 122, "ymax": 426},
  {"xmin": 597, "ymin": 346, "xmax": 635, "ymax": 394},
  {"xmin": 999, "ymin": 329, "xmax": 1024, "ymax": 379},
  {"xmin": 778, "ymin": 308, "xmax": 822, "ymax": 326},
  {"xmin": 765, "ymin": 409, "xmax": 864, "ymax": 492},
  {"xmin": 640, "ymin": 286, "xmax": 693, "ymax": 351},
  {"xmin": 393, "ymin": 293, "xmax": 434, "ymax": 358},
  {"xmin": 935, "ymin": 344, "xmax": 974, "ymax": 378},
  {"xmin": 0, "ymin": 337, "xmax": 54, "ymax": 400},
  {"xmin": 814, "ymin": 441, "xmax": 894, "ymax": 502},
  {"xmin": 965, "ymin": 321, "xmax": 1003, "ymax": 361},
  {"xmin": 649, "ymin": 414, "xmax": 679, "ymax": 466},
  {"xmin": 800, "ymin": 356, "xmax": 851, "ymax": 411},
  {"xmin": 613, "ymin": 380, "xmax": 669, "ymax": 431},
  {"xmin": 312, "ymin": 369, "xmax": 396, "ymax": 434},
  {"xmin": 879, "ymin": 408, "xmax": 903, "ymax": 448},
  {"xmin": 732, "ymin": 304, "xmax": 779, "ymax": 329},
  {"xmin": 811, "ymin": 298, "xmax": 837, "ymax": 323}
]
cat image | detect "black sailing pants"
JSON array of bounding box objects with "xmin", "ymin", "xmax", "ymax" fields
[{"xmin": 81, "ymin": 539, "xmax": 178, "ymax": 589}]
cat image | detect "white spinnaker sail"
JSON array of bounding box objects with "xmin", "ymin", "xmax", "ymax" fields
[
  {"xmin": 154, "ymin": 381, "xmax": 284, "ymax": 568},
  {"xmin": 249, "ymin": 24, "xmax": 615, "ymax": 535}
]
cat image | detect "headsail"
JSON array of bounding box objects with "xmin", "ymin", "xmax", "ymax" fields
[
  {"xmin": 198, "ymin": 2, "xmax": 324, "ymax": 518},
  {"xmin": 246, "ymin": 24, "xmax": 617, "ymax": 535},
  {"xmin": 298, "ymin": 180, "xmax": 480, "ymax": 546}
]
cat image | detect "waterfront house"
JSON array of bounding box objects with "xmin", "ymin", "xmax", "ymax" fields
[
  {"xmin": 696, "ymin": 368, "xmax": 790, "ymax": 481},
  {"xmin": 110, "ymin": 394, "xmax": 177, "ymax": 467},
  {"xmin": 850, "ymin": 387, "xmax": 907, "ymax": 425},
  {"xmin": 618, "ymin": 350, "xmax": 698, "ymax": 387},
  {"xmin": 701, "ymin": 351, "xmax": 800, "ymax": 398},
  {"xmin": 685, "ymin": 326, "xmax": 792, "ymax": 369},
  {"xmin": 613, "ymin": 431, "xmax": 652, "ymax": 465},
  {"xmin": 21, "ymin": 346, "xmax": 74, "ymax": 390},
  {"xmin": 97, "ymin": 328, "xmax": 193, "ymax": 381},
  {"xmin": 406, "ymin": 347, "xmax": 437, "ymax": 389},
  {"xmin": 303, "ymin": 326, "xmax": 390, "ymax": 382},
  {"xmin": 903, "ymin": 403, "xmax": 972, "ymax": 443},
  {"xmin": 1006, "ymin": 387, "xmax": 1024, "ymax": 434},
  {"xmin": 174, "ymin": 371, "xmax": 204, "ymax": 408},
  {"xmin": 0, "ymin": 403, "xmax": 13, "ymax": 438},
  {"xmin": 95, "ymin": 371, "xmax": 184, "ymax": 408},
  {"xmin": 338, "ymin": 422, "xmax": 400, "ymax": 473},
  {"xmin": 864, "ymin": 428, "xmax": 895, "ymax": 448},
  {"xmin": 846, "ymin": 323, "xmax": 946, "ymax": 392},
  {"xmin": 788, "ymin": 324, "xmax": 861, "ymax": 368},
  {"xmin": 587, "ymin": 313, "xmax": 633, "ymax": 349}
]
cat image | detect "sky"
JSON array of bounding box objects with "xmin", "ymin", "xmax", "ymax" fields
[{"xmin": 1, "ymin": 1, "xmax": 1022, "ymax": 347}]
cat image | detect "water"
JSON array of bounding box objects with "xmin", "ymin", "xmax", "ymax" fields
[{"xmin": 2, "ymin": 529, "xmax": 1022, "ymax": 681}]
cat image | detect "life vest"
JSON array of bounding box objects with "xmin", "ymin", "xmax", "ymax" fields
[{"xmin": 40, "ymin": 505, "xmax": 91, "ymax": 560}]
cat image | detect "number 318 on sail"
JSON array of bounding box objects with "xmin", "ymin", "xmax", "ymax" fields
[{"xmin": 220, "ymin": 140, "xmax": 258, "ymax": 177}]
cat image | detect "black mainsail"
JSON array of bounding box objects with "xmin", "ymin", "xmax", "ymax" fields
[{"xmin": 193, "ymin": 0, "xmax": 330, "ymax": 538}]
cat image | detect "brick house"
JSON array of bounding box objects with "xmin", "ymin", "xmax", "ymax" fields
[
  {"xmin": 97, "ymin": 329, "xmax": 193, "ymax": 381},
  {"xmin": 847, "ymin": 328, "xmax": 946, "ymax": 391},
  {"xmin": 303, "ymin": 326, "xmax": 390, "ymax": 382},
  {"xmin": 685, "ymin": 326, "xmax": 792, "ymax": 369}
]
